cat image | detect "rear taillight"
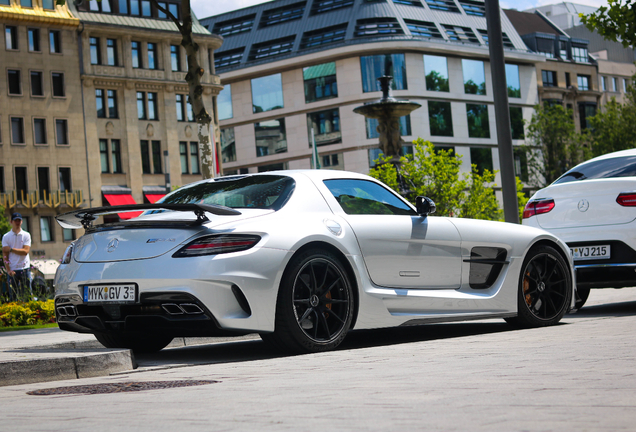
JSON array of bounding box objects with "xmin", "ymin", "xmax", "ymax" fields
[
  {"xmin": 523, "ymin": 199, "xmax": 555, "ymax": 219},
  {"xmin": 172, "ymin": 234, "xmax": 261, "ymax": 257},
  {"xmin": 617, "ymin": 193, "xmax": 636, "ymax": 207},
  {"xmin": 61, "ymin": 243, "xmax": 74, "ymax": 264}
]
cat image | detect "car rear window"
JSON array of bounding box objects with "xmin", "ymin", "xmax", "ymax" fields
[
  {"xmin": 161, "ymin": 175, "xmax": 295, "ymax": 210},
  {"xmin": 553, "ymin": 155, "xmax": 636, "ymax": 185}
]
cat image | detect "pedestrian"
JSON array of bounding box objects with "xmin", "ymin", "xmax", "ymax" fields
[{"xmin": 2, "ymin": 213, "xmax": 32, "ymax": 301}]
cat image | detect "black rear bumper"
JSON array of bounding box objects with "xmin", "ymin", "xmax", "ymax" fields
[{"xmin": 569, "ymin": 240, "xmax": 636, "ymax": 289}]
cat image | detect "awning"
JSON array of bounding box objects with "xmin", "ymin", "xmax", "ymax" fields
[
  {"xmin": 31, "ymin": 259, "xmax": 60, "ymax": 280},
  {"xmin": 145, "ymin": 194, "xmax": 165, "ymax": 204},
  {"xmin": 103, "ymin": 194, "xmax": 142, "ymax": 219}
]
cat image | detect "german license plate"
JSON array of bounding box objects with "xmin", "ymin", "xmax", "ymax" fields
[
  {"xmin": 570, "ymin": 245, "xmax": 611, "ymax": 261},
  {"xmin": 83, "ymin": 284, "xmax": 136, "ymax": 303}
]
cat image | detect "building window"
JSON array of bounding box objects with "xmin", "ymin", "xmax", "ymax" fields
[
  {"xmin": 8, "ymin": 69, "xmax": 21, "ymax": 95},
  {"xmin": 462, "ymin": 59, "xmax": 486, "ymax": 95},
  {"xmin": 28, "ymin": 28, "xmax": 40, "ymax": 52},
  {"xmin": 37, "ymin": 167, "xmax": 50, "ymax": 196},
  {"xmin": 514, "ymin": 149, "xmax": 528, "ymax": 182},
  {"xmin": 259, "ymin": 2, "xmax": 305, "ymax": 28},
  {"xmin": 141, "ymin": 0, "xmax": 151, "ymax": 16},
  {"xmin": 360, "ymin": 53, "xmax": 407, "ymax": 93},
  {"xmin": 428, "ymin": 101, "xmax": 453, "ymax": 137},
  {"xmin": 322, "ymin": 154, "xmax": 341, "ymax": 169},
  {"xmin": 190, "ymin": 142, "xmax": 200, "ymax": 174},
  {"xmin": 100, "ymin": 139, "xmax": 110, "ymax": 172},
  {"xmin": 601, "ymin": 76, "xmax": 607, "ymax": 91},
  {"xmin": 214, "ymin": 47, "xmax": 244, "ymax": 70},
  {"xmin": 213, "ymin": 14, "xmax": 256, "ymax": 37},
  {"xmin": 251, "ymin": 73, "xmax": 284, "ymax": 113},
  {"xmin": 300, "ymin": 24, "xmax": 347, "ymax": 50},
  {"xmin": 310, "ymin": 0, "xmax": 353, "ymax": 14},
  {"xmin": 510, "ymin": 107, "xmax": 524, "ymax": 140},
  {"xmin": 42, "ymin": 0, "xmax": 55, "ymax": 10},
  {"xmin": 559, "ymin": 40, "xmax": 568, "ymax": 59},
  {"xmin": 506, "ymin": 64, "xmax": 521, "ymax": 98},
  {"xmin": 459, "ymin": 0, "xmax": 485, "ymax": 16},
  {"xmin": 170, "ymin": 45, "xmax": 180, "ymax": 71},
  {"xmin": 33, "ymin": 118, "xmax": 47, "ymax": 144},
  {"xmin": 424, "ymin": 55, "xmax": 449, "ymax": 92},
  {"xmin": 176, "ymin": 94, "xmax": 185, "ymax": 121},
  {"xmin": 248, "ymin": 36, "xmax": 295, "ymax": 61},
  {"xmin": 537, "ymin": 37, "xmax": 554, "ymax": 58},
  {"xmin": 96, "ymin": 89, "xmax": 106, "ymax": 118},
  {"xmin": 89, "ymin": 0, "xmax": 111, "ymax": 12},
  {"xmin": 118, "ymin": 0, "xmax": 128, "ymax": 14},
  {"xmin": 611, "ymin": 77, "xmax": 618, "ymax": 92},
  {"xmin": 137, "ymin": 92, "xmax": 146, "ymax": 119},
  {"xmin": 90, "ymin": 37, "xmax": 101, "ymax": 65},
  {"xmin": 578, "ymin": 103, "xmax": 596, "ymax": 130},
  {"xmin": 40, "ymin": 217, "xmax": 53, "ymax": 242},
  {"xmin": 49, "ymin": 30, "xmax": 61, "ymax": 53},
  {"xmin": 147, "ymin": 92, "xmax": 158, "ymax": 120},
  {"xmin": 130, "ymin": 0, "xmax": 139, "ymax": 15},
  {"xmin": 31, "ymin": 71, "xmax": 43, "ymax": 96},
  {"xmin": 577, "ymin": 75, "xmax": 590, "ymax": 91},
  {"xmin": 186, "ymin": 98, "xmax": 194, "ymax": 122},
  {"xmin": 443, "ymin": 25, "xmax": 479, "ymax": 43},
  {"xmin": 470, "ymin": 147, "xmax": 493, "ymax": 175},
  {"xmin": 426, "ymin": 0, "xmax": 460, "ymax": 13},
  {"xmin": 393, "ymin": 0, "xmax": 423, "ymax": 6},
  {"xmin": 368, "ymin": 146, "xmax": 412, "ymax": 168},
  {"xmin": 106, "ymin": 38, "xmax": 118, "ymax": 66},
  {"xmin": 168, "ymin": 3, "xmax": 179, "ymax": 19},
  {"xmin": 0, "ymin": 167, "xmax": 4, "ymax": 192},
  {"xmin": 255, "ymin": 118, "xmax": 287, "ymax": 157},
  {"xmin": 542, "ymin": 70, "xmax": 557, "ymax": 87},
  {"xmin": 55, "ymin": 119, "xmax": 68, "ymax": 145},
  {"xmin": 59, "ymin": 167, "xmax": 71, "ymax": 192},
  {"xmin": 11, "ymin": 117, "xmax": 25, "ymax": 144},
  {"xmin": 152, "ymin": 140, "xmax": 162, "ymax": 173},
  {"xmin": 179, "ymin": 141, "xmax": 188, "ymax": 173},
  {"xmin": 5, "ymin": 26, "xmax": 18, "ymax": 50},
  {"xmin": 466, "ymin": 104, "xmax": 490, "ymax": 138},
  {"xmin": 220, "ymin": 128, "xmax": 236, "ymax": 163},
  {"xmin": 140, "ymin": 140, "xmax": 151, "ymax": 173},
  {"xmin": 63, "ymin": 228, "xmax": 75, "ymax": 242},
  {"xmin": 366, "ymin": 115, "xmax": 411, "ymax": 139},
  {"xmin": 111, "ymin": 139, "xmax": 122, "ymax": 173},
  {"xmin": 51, "ymin": 72, "xmax": 65, "ymax": 97},
  {"xmin": 217, "ymin": 84, "xmax": 233, "ymax": 120},
  {"xmin": 131, "ymin": 41, "xmax": 141, "ymax": 68},
  {"xmin": 303, "ymin": 62, "xmax": 338, "ymax": 103},
  {"xmin": 565, "ymin": 72, "xmax": 571, "ymax": 88},
  {"xmin": 307, "ymin": 109, "xmax": 341, "ymax": 147},
  {"xmin": 355, "ymin": 17, "xmax": 404, "ymax": 37},
  {"xmin": 258, "ymin": 162, "xmax": 288, "ymax": 173},
  {"xmin": 15, "ymin": 167, "xmax": 28, "ymax": 196},
  {"xmin": 107, "ymin": 90, "xmax": 118, "ymax": 118},
  {"xmin": 572, "ymin": 46, "xmax": 588, "ymax": 62},
  {"xmin": 147, "ymin": 43, "xmax": 157, "ymax": 69},
  {"xmin": 405, "ymin": 20, "xmax": 444, "ymax": 39}
]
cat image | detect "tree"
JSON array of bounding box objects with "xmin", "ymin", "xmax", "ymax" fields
[
  {"xmin": 0, "ymin": 207, "xmax": 9, "ymax": 238},
  {"xmin": 370, "ymin": 139, "xmax": 502, "ymax": 221},
  {"xmin": 63, "ymin": 0, "xmax": 219, "ymax": 178},
  {"xmin": 580, "ymin": 0, "xmax": 636, "ymax": 48},
  {"xmin": 586, "ymin": 77, "xmax": 636, "ymax": 157},
  {"xmin": 524, "ymin": 104, "xmax": 589, "ymax": 187}
]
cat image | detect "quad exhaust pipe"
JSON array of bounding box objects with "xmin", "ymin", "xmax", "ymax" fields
[
  {"xmin": 161, "ymin": 303, "xmax": 204, "ymax": 315},
  {"xmin": 56, "ymin": 305, "xmax": 77, "ymax": 317}
]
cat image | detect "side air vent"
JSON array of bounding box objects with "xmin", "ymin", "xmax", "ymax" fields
[{"xmin": 465, "ymin": 247, "xmax": 508, "ymax": 289}]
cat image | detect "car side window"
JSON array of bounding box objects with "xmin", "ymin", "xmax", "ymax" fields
[{"xmin": 324, "ymin": 179, "xmax": 416, "ymax": 216}]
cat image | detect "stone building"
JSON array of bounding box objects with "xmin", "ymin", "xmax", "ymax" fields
[
  {"xmin": 505, "ymin": 8, "xmax": 601, "ymax": 132},
  {"xmin": 200, "ymin": 0, "xmax": 544, "ymax": 189},
  {"xmin": 1, "ymin": 0, "xmax": 84, "ymax": 261},
  {"xmin": 1, "ymin": 0, "xmax": 222, "ymax": 262}
]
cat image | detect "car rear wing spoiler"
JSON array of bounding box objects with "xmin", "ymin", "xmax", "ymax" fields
[{"xmin": 55, "ymin": 203, "xmax": 241, "ymax": 230}]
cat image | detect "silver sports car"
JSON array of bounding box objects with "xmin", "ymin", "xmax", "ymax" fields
[{"xmin": 55, "ymin": 170, "xmax": 575, "ymax": 353}]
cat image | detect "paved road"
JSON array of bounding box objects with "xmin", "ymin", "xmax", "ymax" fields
[{"xmin": 1, "ymin": 288, "xmax": 635, "ymax": 431}]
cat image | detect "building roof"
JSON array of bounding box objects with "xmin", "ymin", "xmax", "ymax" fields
[
  {"xmin": 503, "ymin": 9, "xmax": 561, "ymax": 36},
  {"xmin": 201, "ymin": 0, "xmax": 530, "ymax": 74}
]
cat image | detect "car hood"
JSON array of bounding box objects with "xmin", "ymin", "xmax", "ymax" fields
[{"xmin": 73, "ymin": 209, "xmax": 273, "ymax": 263}]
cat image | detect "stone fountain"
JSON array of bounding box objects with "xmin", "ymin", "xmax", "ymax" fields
[{"xmin": 353, "ymin": 57, "xmax": 421, "ymax": 164}]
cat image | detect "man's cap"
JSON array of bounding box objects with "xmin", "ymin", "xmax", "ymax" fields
[{"xmin": 11, "ymin": 212, "xmax": 22, "ymax": 221}]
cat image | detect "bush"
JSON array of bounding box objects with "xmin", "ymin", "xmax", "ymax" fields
[{"xmin": 0, "ymin": 300, "xmax": 56, "ymax": 327}]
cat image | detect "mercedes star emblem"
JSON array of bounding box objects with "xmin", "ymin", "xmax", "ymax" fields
[
  {"xmin": 577, "ymin": 199, "xmax": 589, "ymax": 212},
  {"xmin": 107, "ymin": 238, "xmax": 119, "ymax": 253}
]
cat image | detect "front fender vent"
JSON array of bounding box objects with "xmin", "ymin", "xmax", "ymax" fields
[{"xmin": 465, "ymin": 247, "xmax": 508, "ymax": 289}]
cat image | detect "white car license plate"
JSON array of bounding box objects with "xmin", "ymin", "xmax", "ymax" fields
[
  {"xmin": 570, "ymin": 245, "xmax": 611, "ymax": 261},
  {"xmin": 83, "ymin": 284, "xmax": 136, "ymax": 303}
]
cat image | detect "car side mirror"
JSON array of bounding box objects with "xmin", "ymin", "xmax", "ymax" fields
[{"xmin": 416, "ymin": 196, "xmax": 436, "ymax": 217}]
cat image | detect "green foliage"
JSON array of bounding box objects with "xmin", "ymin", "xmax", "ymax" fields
[
  {"xmin": 0, "ymin": 300, "xmax": 55, "ymax": 327},
  {"xmin": 517, "ymin": 177, "xmax": 529, "ymax": 224},
  {"xmin": 586, "ymin": 78, "xmax": 636, "ymax": 157},
  {"xmin": 370, "ymin": 139, "xmax": 502, "ymax": 221},
  {"xmin": 0, "ymin": 205, "xmax": 9, "ymax": 238},
  {"xmin": 580, "ymin": 0, "xmax": 636, "ymax": 48},
  {"xmin": 524, "ymin": 104, "xmax": 590, "ymax": 187},
  {"xmin": 425, "ymin": 71, "xmax": 449, "ymax": 92}
]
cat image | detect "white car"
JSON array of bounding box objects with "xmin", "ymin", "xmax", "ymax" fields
[
  {"xmin": 523, "ymin": 149, "xmax": 636, "ymax": 308},
  {"xmin": 54, "ymin": 170, "xmax": 574, "ymax": 353}
]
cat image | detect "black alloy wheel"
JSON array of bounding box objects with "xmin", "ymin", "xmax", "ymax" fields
[{"xmin": 506, "ymin": 245, "xmax": 572, "ymax": 327}]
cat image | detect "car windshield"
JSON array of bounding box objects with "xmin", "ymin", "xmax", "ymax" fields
[
  {"xmin": 553, "ymin": 155, "xmax": 636, "ymax": 185},
  {"xmin": 159, "ymin": 175, "xmax": 296, "ymax": 210}
]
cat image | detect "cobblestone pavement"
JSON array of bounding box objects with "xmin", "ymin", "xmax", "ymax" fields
[{"xmin": 1, "ymin": 289, "xmax": 635, "ymax": 431}]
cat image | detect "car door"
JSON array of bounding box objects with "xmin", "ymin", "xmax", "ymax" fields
[{"xmin": 323, "ymin": 179, "xmax": 462, "ymax": 289}]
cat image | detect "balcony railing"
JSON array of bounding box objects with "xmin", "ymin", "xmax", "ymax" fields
[{"xmin": 0, "ymin": 190, "xmax": 83, "ymax": 209}]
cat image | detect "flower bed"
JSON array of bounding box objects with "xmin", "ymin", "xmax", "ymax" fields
[{"xmin": 0, "ymin": 300, "xmax": 56, "ymax": 327}]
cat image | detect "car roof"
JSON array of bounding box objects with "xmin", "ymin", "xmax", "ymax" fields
[
  {"xmin": 582, "ymin": 148, "xmax": 636, "ymax": 164},
  {"xmin": 186, "ymin": 170, "xmax": 375, "ymax": 188}
]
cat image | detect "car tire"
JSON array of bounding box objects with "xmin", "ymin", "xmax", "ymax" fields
[
  {"xmin": 574, "ymin": 287, "xmax": 591, "ymax": 310},
  {"xmin": 506, "ymin": 245, "xmax": 572, "ymax": 328},
  {"xmin": 269, "ymin": 249, "xmax": 354, "ymax": 353},
  {"xmin": 94, "ymin": 332, "xmax": 173, "ymax": 353}
]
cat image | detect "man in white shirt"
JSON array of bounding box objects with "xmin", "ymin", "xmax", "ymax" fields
[{"xmin": 2, "ymin": 213, "xmax": 32, "ymax": 300}]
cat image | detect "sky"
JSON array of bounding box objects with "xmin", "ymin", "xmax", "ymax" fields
[{"xmin": 191, "ymin": 0, "xmax": 609, "ymax": 20}]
